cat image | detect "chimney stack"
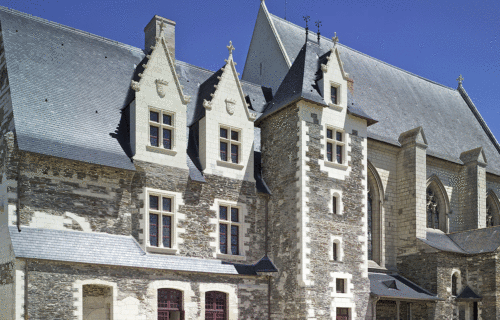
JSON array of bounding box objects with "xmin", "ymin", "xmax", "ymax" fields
[{"xmin": 144, "ymin": 15, "xmax": 176, "ymax": 60}]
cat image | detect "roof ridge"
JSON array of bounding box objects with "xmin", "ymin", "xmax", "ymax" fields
[
  {"xmin": 268, "ymin": 12, "xmax": 456, "ymax": 92},
  {"xmin": 176, "ymin": 60, "xmax": 216, "ymax": 75},
  {"xmin": 0, "ymin": 6, "xmax": 144, "ymax": 54}
]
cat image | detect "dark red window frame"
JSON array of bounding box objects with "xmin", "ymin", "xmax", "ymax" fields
[
  {"xmin": 158, "ymin": 289, "xmax": 184, "ymax": 320},
  {"xmin": 205, "ymin": 291, "xmax": 227, "ymax": 320},
  {"xmin": 336, "ymin": 308, "xmax": 349, "ymax": 320},
  {"xmin": 220, "ymin": 223, "xmax": 228, "ymax": 254},
  {"xmin": 231, "ymin": 225, "xmax": 239, "ymax": 255},
  {"xmin": 162, "ymin": 215, "xmax": 172, "ymax": 248}
]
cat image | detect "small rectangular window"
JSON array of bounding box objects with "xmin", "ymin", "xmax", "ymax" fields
[
  {"xmin": 150, "ymin": 126, "xmax": 159, "ymax": 147},
  {"xmin": 150, "ymin": 111, "xmax": 159, "ymax": 122},
  {"xmin": 231, "ymin": 225, "xmax": 239, "ymax": 255},
  {"xmin": 231, "ymin": 207, "xmax": 239, "ymax": 222},
  {"xmin": 220, "ymin": 206, "xmax": 228, "ymax": 220},
  {"xmin": 218, "ymin": 204, "xmax": 241, "ymax": 256},
  {"xmin": 333, "ymin": 242, "xmax": 338, "ymax": 261},
  {"xmin": 220, "ymin": 128, "xmax": 228, "ymax": 139},
  {"xmin": 336, "ymin": 132, "xmax": 342, "ymax": 141},
  {"xmin": 220, "ymin": 224, "xmax": 228, "ymax": 254},
  {"xmin": 163, "ymin": 197, "xmax": 172, "ymax": 212},
  {"xmin": 336, "ymin": 278, "xmax": 346, "ymax": 293},
  {"xmin": 331, "ymin": 86, "xmax": 338, "ymax": 105},
  {"xmin": 231, "ymin": 130, "xmax": 239, "ymax": 141},
  {"xmin": 162, "ymin": 215, "xmax": 171, "ymax": 248},
  {"xmin": 220, "ymin": 142, "xmax": 228, "ymax": 161},
  {"xmin": 150, "ymin": 195, "xmax": 159, "ymax": 210},
  {"xmin": 327, "ymin": 129, "xmax": 333, "ymax": 139},
  {"xmin": 150, "ymin": 214, "xmax": 159, "ymax": 247},
  {"xmin": 325, "ymin": 127, "xmax": 345, "ymax": 164},
  {"xmin": 336, "ymin": 308, "xmax": 350, "ymax": 320},
  {"xmin": 149, "ymin": 109, "xmax": 175, "ymax": 151},
  {"xmin": 231, "ymin": 144, "xmax": 239, "ymax": 164},
  {"xmin": 220, "ymin": 125, "xmax": 241, "ymax": 165},
  {"xmin": 333, "ymin": 196, "xmax": 337, "ymax": 215},
  {"xmin": 148, "ymin": 193, "xmax": 175, "ymax": 249},
  {"xmin": 163, "ymin": 114, "xmax": 172, "ymax": 125},
  {"xmin": 163, "ymin": 129, "xmax": 172, "ymax": 149},
  {"xmin": 336, "ymin": 145, "xmax": 343, "ymax": 164},
  {"xmin": 327, "ymin": 143, "xmax": 333, "ymax": 162}
]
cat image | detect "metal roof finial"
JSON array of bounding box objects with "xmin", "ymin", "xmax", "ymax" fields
[
  {"xmin": 332, "ymin": 32, "xmax": 339, "ymax": 46},
  {"xmin": 457, "ymin": 74, "xmax": 464, "ymax": 87},
  {"xmin": 303, "ymin": 15, "xmax": 310, "ymax": 35},
  {"xmin": 315, "ymin": 21, "xmax": 322, "ymax": 43}
]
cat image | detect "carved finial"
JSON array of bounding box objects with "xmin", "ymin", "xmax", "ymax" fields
[
  {"xmin": 457, "ymin": 74, "xmax": 464, "ymax": 87},
  {"xmin": 332, "ymin": 32, "xmax": 339, "ymax": 46},
  {"xmin": 227, "ymin": 41, "xmax": 235, "ymax": 59},
  {"xmin": 303, "ymin": 16, "xmax": 310, "ymax": 35},
  {"xmin": 315, "ymin": 21, "xmax": 322, "ymax": 43}
]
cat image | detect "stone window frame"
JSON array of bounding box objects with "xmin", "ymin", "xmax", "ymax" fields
[
  {"xmin": 486, "ymin": 190, "xmax": 500, "ymax": 227},
  {"xmin": 217, "ymin": 124, "xmax": 244, "ymax": 170},
  {"xmin": 451, "ymin": 269, "xmax": 462, "ymax": 297},
  {"xmin": 73, "ymin": 279, "xmax": 117, "ymax": 320},
  {"xmin": 148, "ymin": 107, "xmax": 176, "ymax": 156},
  {"xmin": 331, "ymin": 301, "xmax": 356, "ymax": 320},
  {"xmin": 210, "ymin": 199, "xmax": 248, "ymax": 261},
  {"xmin": 329, "ymin": 189, "xmax": 343, "ymax": 216},
  {"xmin": 330, "ymin": 235, "xmax": 344, "ymax": 262},
  {"xmin": 325, "ymin": 125, "xmax": 347, "ymax": 169},
  {"xmin": 147, "ymin": 280, "xmax": 195, "ymax": 320},
  {"xmin": 216, "ymin": 202, "xmax": 243, "ymax": 259},
  {"xmin": 144, "ymin": 187, "xmax": 183, "ymax": 254},
  {"xmin": 426, "ymin": 175, "xmax": 450, "ymax": 233},
  {"xmin": 328, "ymin": 80, "xmax": 342, "ymax": 109},
  {"xmin": 367, "ymin": 161, "xmax": 385, "ymax": 266},
  {"xmin": 331, "ymin": 272, "xmax": 354, "ymax": 298},
  {"xmin": 199, "ymin": 283, "xmax": 238, "ymax": 320}
]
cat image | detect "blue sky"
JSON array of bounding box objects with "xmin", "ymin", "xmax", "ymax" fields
[{"xmin": 4, "ymin": 0, "xmax": 500, "ymax": 139}]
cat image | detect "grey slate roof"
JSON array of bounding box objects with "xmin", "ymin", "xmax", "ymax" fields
[
  {"xmin": 8, "ymin": 226, "xmax": 266, "ymax": 275},
  {"xmin": 369, "ymin": 272, "xmax": 440, "ymax": 301},
  {"xmin": 419, "ymin": 226, "xmax": 500, "ymax": 254},
  {"xmin": 269, "ymin": 13, "xmax": 500, "ymax": 175},
  {"xmin": 257, "ymin": 38, "xmax": 326, "ymax": 122},
  {"xmin": 456, "ymin": 286, "xmax": 482, "ymax": 301}
]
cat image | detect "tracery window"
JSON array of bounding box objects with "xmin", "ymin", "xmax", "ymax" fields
[
  {"xmin": 158, "ymin": 289, "xmax": 183, "ymax": 320},
  {"xmin": 367, "ymin": 189, "xmax": 373, "ymax": 260},
  {"xmin": 427, "ymin": 188, "xmax": 439, "ymax": 229},
  {"xmin": 205, "ymin": 291, "xmax": 227, "ymax": 320}
]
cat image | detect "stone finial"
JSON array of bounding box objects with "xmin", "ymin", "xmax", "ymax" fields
[
  {"xmin": 332, "ymin": 32, "xmax": 339, "ymax": 46},
  {"xmin": 457, "ymin": 74, "xmax": 464, "ymax": 87},
  {"xmin": 227, "ymin": 41, "xmax": 235, "ymax": 58}
]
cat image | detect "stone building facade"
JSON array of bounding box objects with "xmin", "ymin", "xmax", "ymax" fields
[{"xmin": 1, "ymin": 1, "xmax": 500, "ymax": 320}]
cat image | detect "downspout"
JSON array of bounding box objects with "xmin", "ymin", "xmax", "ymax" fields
[
  {"xmin": 16, "ymin": 153, "xmax": 22, "ymax": 232},
  {"xmin": 24, "ymin": 259, "xmax": 28, "ymax": 319}
]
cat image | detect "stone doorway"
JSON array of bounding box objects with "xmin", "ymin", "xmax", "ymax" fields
[{"xmin": 82, "ymin": 285, "xmax": 112, "ymax": 320}]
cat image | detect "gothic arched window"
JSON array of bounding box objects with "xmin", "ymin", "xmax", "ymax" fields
[
  {"xmin": 486, "ymin": 192, "xmax": 500, "ymax": 227},
  {"xmin": 367, "ymin": 189, "xmax": 373, "ymax": 261},
  {"xmin": 427, "ymin": 188, "xmax": 439, "ymax": 229}
]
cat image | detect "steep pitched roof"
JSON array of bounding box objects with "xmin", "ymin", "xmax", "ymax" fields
[
  {"xmin": 456, "ymin": 286, "xmax": 482, "ymax": 301},
  {"xmin": 419, "ymin": 226, "xmax": 500, "ymax": 254},
  {"xmin": 369, "ymin": 272, "xmax": 441, "ymax": 301},
  {"xmin": 8, "ymin": 226, "xmax": 273, "ymax": 275},
  {"xmin": 267, "ymin": 13, "xmax": 500, "ymax": 175},
  {"xmin": 257, "ymin": 39, "xmax": 325, "ymax": 122}
]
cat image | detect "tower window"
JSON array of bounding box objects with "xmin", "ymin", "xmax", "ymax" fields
[
  {"xmin": 219, "ymin": 204, "xmax": 241, "ymax": 255},
  {"xmin": 336, "ymin": 278, "xmax": 346, "ymax": 293},
  {"xmin": 326, "ymin": 127, "xmax": 345, "ymax": 165}
]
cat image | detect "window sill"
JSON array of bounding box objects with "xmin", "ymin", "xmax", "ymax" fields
[
  {"xmin": 146, "ymin": 145, "xmax": 177, "ymax": 156},
  {"xmin": 328, "ymin": 103, "xmax": 343, "ymax": 112},
  {"xmin": 324, "ymin": 161, "xmax": 348, "ymax": 170},
  {"xmin": 216, "ymin": 160, "xmax": 244, "ymax": 170},
  {"xmin": 146, "ymin": 246, "xmax": 178, "ymax": 254},
  {"xmin": 216, "ymin": 253, "xmax": 246, "ymax": 261}
]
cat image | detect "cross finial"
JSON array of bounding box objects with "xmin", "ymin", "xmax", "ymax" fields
[
  {"xmin": 227, "ymin": 41, "xmax": 235, "ymax": 58},
  {"xmin": 332, "ymin": 32, "xmax": 339, "ymax": 46},
  {"xmin": 457, "ymin": 74, "xmax": 464, "ymax": 86},
  {"xmin": 303, "ymin": 15, "xmax": 310, "ymax": 34},
  {"xmin": 315, "ymin": 20, "xmax": 322, "ymax": 42}
]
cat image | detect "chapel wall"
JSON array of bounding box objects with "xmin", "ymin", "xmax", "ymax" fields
[
  {"xmin": 0, "ymin": 260, "xmax": 15, "ymax": 320},
  {"xmin": 22, "ymin": 259, "xmax": 268, "ymax": 320}
]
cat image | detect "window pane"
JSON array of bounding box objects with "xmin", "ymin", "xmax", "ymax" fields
[
  {"xmin": 162, "ymin": 215, "xmax": 171, "ymax": 248},
  {"xmin": 336, "ymin": 145, "xmax": 343, "ymax": 163},
  {"xmin": 231, "ymin": 130, "xmax": 239, "ymax": 141},
  {"xmin": 231, "ymin": 207, "xmax": 239, "ymax": 222},
  {"xmin": 333, "ymin": 242, "xmax": 338, "ymax": 261},
  {"xmin": 219, "ymin": 206, "xmax": 228, "ymax": 220},
  {"xmin": 336, "ymin": 279, "xmax": 345, "ymax": 293},
  {"xmin": 163, "ymin": 114, "xmax": 172, "ymax": 125},
  {"xmin": 220, "ymin": 128, "xmax": 228, "ymax": 139},
  {"xmin": 163, "ymin": 129, "xmax": 172, "ymax": 149},
  {"xmin": 327, "ymin": 129, "xmax": 333, "ymax": 139},
  {"xmin": 150, "ymin": 126, "xmax": 159, "ymax": 147},
  {"xmin": 150, "ymin": 214, "xmax": 158, "ymax": 247},
  {"xmin": 150, "ymin": 111, "xmax": 159, "ymax": 122},
  {"xmin": 327, "ymin": 143, "xmax": 333, "ymax": 162},
  {"xmin": 231, "ymin": 144, "xmax": 239, "ymax": 164},
  {"xmin": 220, "ymin": 142, "xmax": 228, "ymax": 161},
  {"xmin": 333, "ymin": 196, "xmax": 337, "ymax": 215},
  {"xmin": 331, "ymin": 86, "xmax": 337, "ymax": 104},
  {"xmin": 150, "ymin": 195, "xmax": 159, "ymax": 210},
  {"xmin": 231, "ymin": 225, "xmax": 239, "ymax": 255},
  {"xmin": 219, "ymin": 224, "xmax": 227, "ymax": 254},
  {"xmin": 336, "ymin": 131, "xmax": 342, "ymax": 141},
  {"xmin": 163, "ymin": 197, "xmax": 172, "ymax": 212}
]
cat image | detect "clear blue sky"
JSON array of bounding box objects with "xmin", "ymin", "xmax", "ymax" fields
[{"xmin": 4, "ymin": 0, "xmax": 500, "ymax": 139}]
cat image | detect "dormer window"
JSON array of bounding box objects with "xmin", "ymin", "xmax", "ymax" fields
[
  {"xmin": 220, "ymin": 126, "xmax": 241, "ymax": 164},
  {"xmin": 326, "ymin": 127, "xmax": 345, "ymax": 164},
  {"xmin": 149, "ymin": 109, "xmax": 174, "ymax": 150},
  {"xmin": 331, "ymin": 86, "xmax": 338, "ymax": 105}
]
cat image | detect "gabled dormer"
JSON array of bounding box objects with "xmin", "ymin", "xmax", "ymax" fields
[
  {"xmin": 130, "ymin": 15, "xmax": 190, "ymax": 170},
  {"xmin": 198, "ymin": 42, "xmax": 257, "ymax": 181}
]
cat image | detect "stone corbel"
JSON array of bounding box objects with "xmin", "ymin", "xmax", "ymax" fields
[
  {"xmin": 131, "ymin": 80, "xmax": 140, "ymax": 92},
  {"xmin": 203, "ymin": 99, "xmax": 212, "ymax": 110}
]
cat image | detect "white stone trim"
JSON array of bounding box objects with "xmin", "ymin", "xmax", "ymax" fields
[
  {"xmin": 73, "ymin": 279, "xmax": 118, "ymax": 320},
  {"xmin": 330, "ymin": 235, "xmax": 344, "ymax": 262},
  {"xmin": 450, "ymin": 268, "xmax": 462, "ymax": 296},
  {"xmin": 209, "ymin": 199, "xmax": 249, "ymax": 260},
  {"xmin": 14, "ymin": 260, "xmax": 24, "ymax": 320},
  {"xmin": 141, "ymin": 187, "xmax": 185, "ymax": 253},
  {"xmin": 328, "ymin": 81, "xmax": 343, "ymax": 109},
  {"xmin": 329, "ymin": 189, "xmax": 343, "ymax": 216},
  {"xmin": 146, "ymin": 280, "xmax": 196, "ymax": 320},
  {"xmin": 218, "ymin": 124, "xmax": 242, "ymax": 165},
  {"xmin": 199, "ymin": 282, "xmax": 238, "ymax": 320},
  {"xmin": 330, "ymin": 271, "xmax": 356, "ymax": 320}
]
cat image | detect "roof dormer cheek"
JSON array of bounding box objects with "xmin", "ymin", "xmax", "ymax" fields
[{"xmin": 319, "ymin": 47, "xmax": 349, "ymax": 112}]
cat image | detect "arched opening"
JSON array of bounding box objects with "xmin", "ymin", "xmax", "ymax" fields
[
  {"xmin": 426, "ymin": 175, "xmax": 450, "ymax": 232},
  {"xmin": 205, "ymin": 291, "xmax": 227, "ymax": 320},
  {"xmin": 158, "ymin": 289, "xmax": 183, "ymax": 320},
  {"xmin": 83, "ymin": 284, "xmax": 113, "ymax": 320},
  {"xmin": 452, "ymin": 273, "xmax": 458, "ymax": 296},
  {"xmin": 367, "ymin": 161, "xmax": 384, "ymax": 265},
  {"xmin": 486, "ymin": 191, "xmax": 500, "ymax": 227}
]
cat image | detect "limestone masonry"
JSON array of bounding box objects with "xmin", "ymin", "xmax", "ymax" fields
[{"xmin": 1, "ymin": 1, "xmax": 500, "ymax": 319}]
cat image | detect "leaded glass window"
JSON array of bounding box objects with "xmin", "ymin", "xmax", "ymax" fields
[
  {"xmin": 367, "ymin": 190, "xmax": 373, "ymax": 260},
  {"xmin": 205, "ymin": 291, "xmax": 226, "ymax": 320},
  {"xmin": 426, "ymin": 188, "xmax": 439, "ymax": 229}
]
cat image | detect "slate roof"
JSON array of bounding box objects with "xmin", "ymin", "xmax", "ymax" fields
[
  {"xmin": 419, "ymin": 226, "xmax": 500, "ymax": 254},
  {"xmin": 268, "ymin": 13, "xmax": 500, "ymax": 175},
  {"xmin": 456, "ymin": 286, "xmax": 482, "ymax": 301},
  {"xmin": 8, "ymin": 226, "xmax": 269, "ymax": 275},
  {"xmin": 369, "ymin": 272, "xmax": 441, "ymax": 301},
  {"xmin": 0, "ymin": 8, "xmax": 270, "ymax": 189}
]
